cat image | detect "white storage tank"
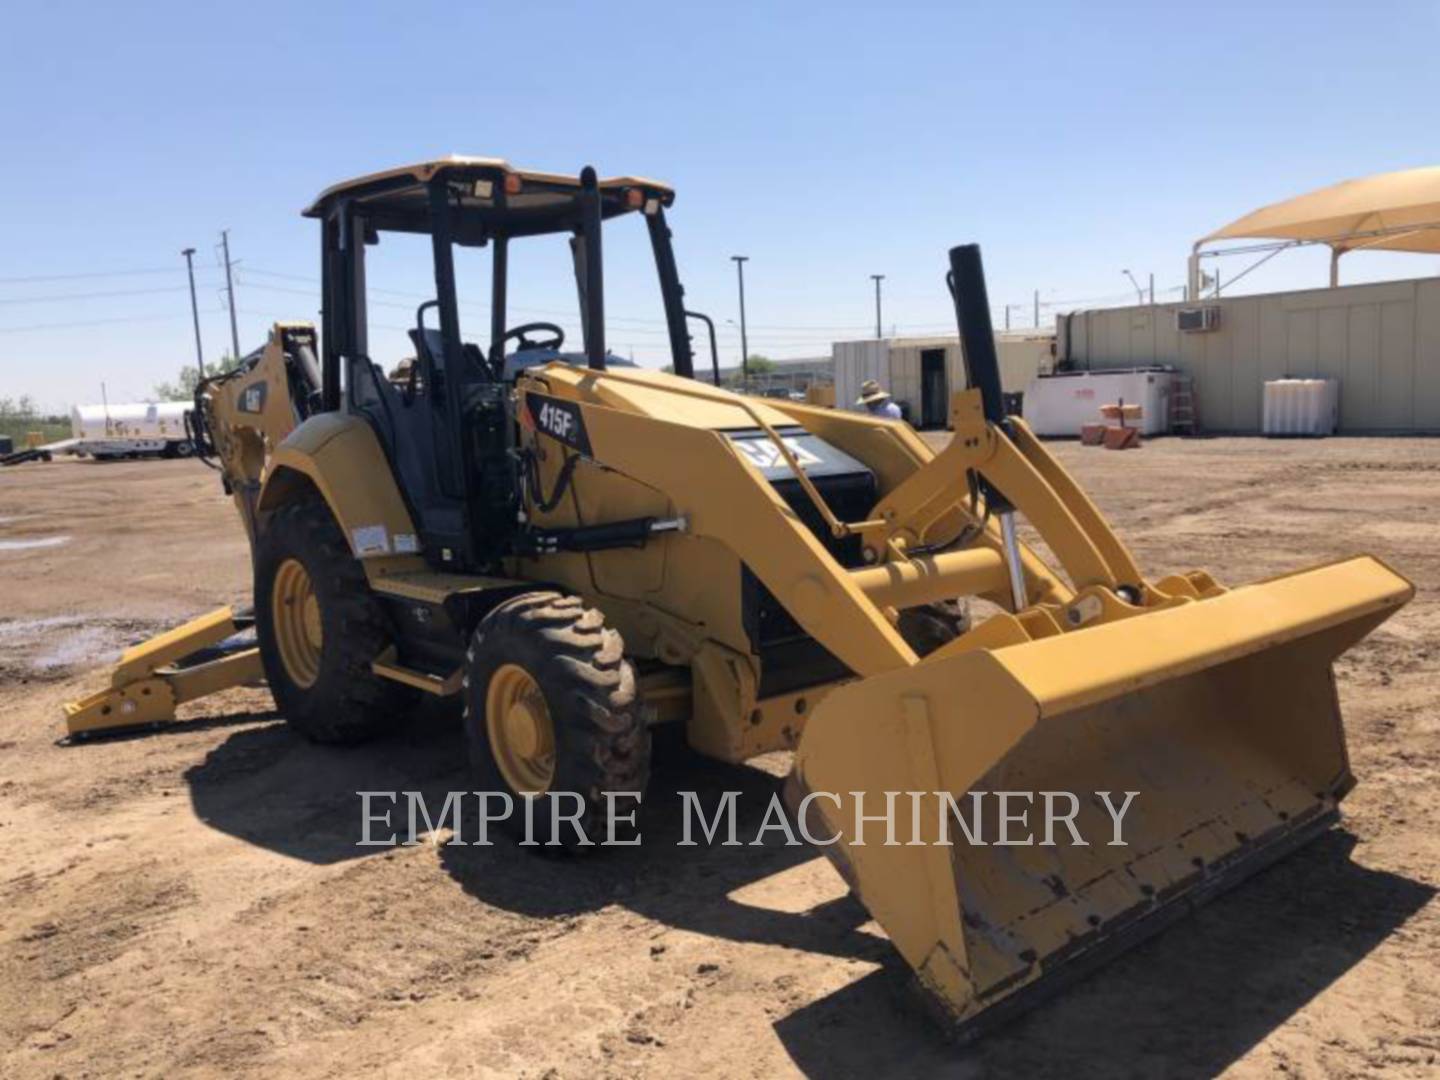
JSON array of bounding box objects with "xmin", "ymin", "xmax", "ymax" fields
[
  {"xmin": 70, "ymin": 401, "xmax": 191, "ymax": 443},
  {"xmin": 1023, "ymin": 368, "xmax": 1173, "ymax": 437},
  {"xmin": 69, "ymin": 401, "xmax": 193, "ymax": 457},
  {"xmin": 1262, "ymin": 379, "xmax": 1339, "ymax": 436}
]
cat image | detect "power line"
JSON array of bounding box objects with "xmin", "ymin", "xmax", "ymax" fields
[
  {"xmin": 0, "ymin": 312, "xmax": 204, "ymax": 334},
  {"xmin": 237, "ymin": 265, "xmax": 902, "ymax": 331},
  {"xmin": 238, "ymin": 278, "xmax": 1032, "ymax": 344},
  {"xmin": 0, "ymin": 285, "xmax": 192, "ymax": 305},
  {"xmin": 0, "ymin": 257, "xmax": 1135, "ymax": 347},
  {"xmin": 237, "ymin": 267, "xmax": 316, "ymax": 284},
  {"xmin": 0, "ymin": 267, "xmax": 206, "ymax": 284}
]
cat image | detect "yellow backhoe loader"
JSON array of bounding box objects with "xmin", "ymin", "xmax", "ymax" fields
[{"xmin": 64, "ymin": 157, "xmax": 1412, "ymax": 1039}]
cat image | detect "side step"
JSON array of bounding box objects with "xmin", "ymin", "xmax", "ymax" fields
[{"xmin": 370, "ymin": 646, "xmax": 463, "ymax": 696}]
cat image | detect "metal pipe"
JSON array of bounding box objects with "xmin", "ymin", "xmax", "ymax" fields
[
  {"xmin": 850, "ymin": 548, "xmax": 1007, "ymax": 609},
  {"xmin": 999, "ymin": 511, "xmax": 1028, "ymax": 611}
]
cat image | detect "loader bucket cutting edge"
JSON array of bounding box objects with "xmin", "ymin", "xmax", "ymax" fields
[{"xmin": 788, "ymin": 555, "xmax": 1412, "ymax": 1038}]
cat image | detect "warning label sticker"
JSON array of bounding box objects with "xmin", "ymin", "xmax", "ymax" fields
[{"xmin": 351, "ymin": 525, "xmax": 390, "ymax": 556}]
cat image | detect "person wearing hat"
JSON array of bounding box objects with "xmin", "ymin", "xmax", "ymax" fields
[{"xmin": 857, "ymin": 379, "xmax": 902, "ymax": 420}]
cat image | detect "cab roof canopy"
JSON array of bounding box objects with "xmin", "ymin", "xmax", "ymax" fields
[{"xmin": 303, "ymin": 156, "xmax": 676, "ymax": 242}]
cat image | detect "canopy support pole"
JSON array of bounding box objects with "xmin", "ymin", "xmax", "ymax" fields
[{"xmin": 1330, "ymin": 247, "xmax": 1341, "ymax": 288}]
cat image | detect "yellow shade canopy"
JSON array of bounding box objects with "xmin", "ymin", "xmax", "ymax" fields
[{"xmin": 1202, "ymin": 166, "xmax": 1440, "ymax": 254}]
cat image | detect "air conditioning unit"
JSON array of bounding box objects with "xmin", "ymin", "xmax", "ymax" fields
[{"xmin": 1176, "ymin": 306, "xmax": 1221, "ymax": 333}]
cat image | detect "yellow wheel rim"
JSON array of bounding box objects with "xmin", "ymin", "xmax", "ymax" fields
[
  {"xmin": 485, "ymin": 663, "xmax": 555, "ymax": 794},
  {"xmin": 272, "ymin": 557, "xmax": 323, "ymax": 688}
]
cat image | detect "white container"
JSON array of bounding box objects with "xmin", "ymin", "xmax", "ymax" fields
[
  {"xmin": 70, "ymin": 401, "xmax": 192, "ymax": 444},
  {"xmin": 1262, "ymin": 379, "xmax": 1338, "ymax": 436},
  {"xmin": 1023, "ymin": 369, "xmax": 1173, "ymax": 436}
]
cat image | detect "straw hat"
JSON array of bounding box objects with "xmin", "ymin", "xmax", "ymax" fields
[{"xmin": 857, "ymin": 379, "xmax": 891, "ymax": 405}]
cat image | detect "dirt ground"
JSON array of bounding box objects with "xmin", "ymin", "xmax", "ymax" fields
[{"xmin": 1, "ymin": 438, "xmax": 1437, "ymax": 1079}]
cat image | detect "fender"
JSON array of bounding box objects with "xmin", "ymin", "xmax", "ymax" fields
[{"xmin": 258, "ymin": 412, "xmax": 420, "ymax": 564}]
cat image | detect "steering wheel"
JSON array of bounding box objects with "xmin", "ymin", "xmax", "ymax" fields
[{"xmin": 499, "ymin": 322, "xmax": 565, "ymax": 354}]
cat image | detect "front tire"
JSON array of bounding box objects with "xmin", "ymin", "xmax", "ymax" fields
[
  {"xmin": 254, "ymin": 499, "xmax": 416, "ymax": 744},
  {"xmin": 464, "ymin": 592, "xmax": 649, "ymax": 847}
]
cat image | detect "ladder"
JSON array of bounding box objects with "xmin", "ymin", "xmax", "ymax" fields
[{"xmin": 1169, "ymin": 374, "xmax": 1199, "ymax": 435}]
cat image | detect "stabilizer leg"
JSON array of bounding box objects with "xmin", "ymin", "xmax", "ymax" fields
[{"xmin": 62, "ymin": 607, "xmax": 263, "ymax": 739}]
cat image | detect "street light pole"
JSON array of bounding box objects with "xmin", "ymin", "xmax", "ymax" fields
[
  {"xmin": 181, "ymin": 247, "xmax": 205, "ymax": 377},
  {"xmin": 870, "ymin": 274, "xmax": 885, "ymax": 339},
  {"xmin": 731, "ymin": 255, "xmax": 750, "ymax": 386},
  {"xmin": 1122, "ymin": 269, "xmax": 1145, "ymax": 305}
]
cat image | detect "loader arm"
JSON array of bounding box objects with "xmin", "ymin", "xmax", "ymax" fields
[
  {"xmin": 860, "ymin": 392, "xmax": 1151, "ymax": 608},
  {"xmin": 564, "ymin": 396, "xmax": 920, "ymax": 677}
]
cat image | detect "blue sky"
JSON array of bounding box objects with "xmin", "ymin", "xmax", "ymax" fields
[{"xmin": 2, "ymin": 1, "xmax": 1437, "ymax": 410}]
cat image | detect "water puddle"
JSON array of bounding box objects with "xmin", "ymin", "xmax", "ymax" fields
[
  {"xmin": 0, "ymin": 615, "xmax": 174, "ymax": 683},
  {"xmin": 0, "ymin": 536, "xmax": 71, "ymax": 551}
]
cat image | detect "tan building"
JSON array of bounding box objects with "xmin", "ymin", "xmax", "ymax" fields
[
  {"xmin": 1058, "ymin": 276, "xmax": 1440, "ymax": 433},
  {"xmin": 832, "ymin": 333, "xmax": 1054, "ymax": 428}
]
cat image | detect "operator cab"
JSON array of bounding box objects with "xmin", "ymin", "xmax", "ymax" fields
[{"xmin": 305, "ymin": 157, "xmax": 709, "ymax": 571}]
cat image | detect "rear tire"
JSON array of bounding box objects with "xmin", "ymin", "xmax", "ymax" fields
[
  {"xmin": 897, "ymin": 600, "xmax": 972, "ymax": 657},
  {"xmin": 254, "ymin": 499, "xmax": 416, "ymax": 744},
  {"xmin": 464, "ymin": 592, "xmax": 649, "ymax": 847}
]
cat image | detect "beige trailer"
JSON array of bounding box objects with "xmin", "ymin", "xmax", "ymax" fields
[{"xmin": 833, "ymin": 333, "xmax": 1053, "ymax": 428}]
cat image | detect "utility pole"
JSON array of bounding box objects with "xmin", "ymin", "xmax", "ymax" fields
[
  {"xmin": 1148, "ymin": 272, "xmax": 1155, "ymax": 305},
  {"xmin": 1033, "ymin": 289, "xmax": 1039, "ymax": 328},
  {"xmin": 181, "ymin": 248, "xmax": 205, "ymax": 377},
  {"xmin": 870, "ymin": 274, "xmax": 885, "ymax": 339},
  {"xmin": 220, "ymin": 229, "xmax": 240, "ymax": 364},
  {"xmin": 731, "ymin": 255, "xmax": 750, "ymax": 386}
]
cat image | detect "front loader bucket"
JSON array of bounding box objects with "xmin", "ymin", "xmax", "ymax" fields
[{"xmin": 790, "ymin": 556, "xmax": 1412, "ymax": 1039}]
